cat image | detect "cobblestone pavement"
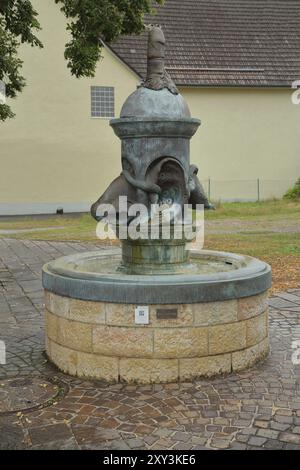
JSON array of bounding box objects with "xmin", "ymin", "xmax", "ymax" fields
[{"xmin": 0, "ymin": 238, "xmax": 300, "ymax": 450}]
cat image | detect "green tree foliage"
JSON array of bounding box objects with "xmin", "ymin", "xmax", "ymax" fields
[
  {"xmin": 284, "ymin": 177, "xmax": 300, "ymax": 200},
  {"xmin": 0, "ymin": 0, "xmax": 42, "ymax": 121},
  {"xmin": 55, "ymin": 0, "xmax": 163, "ymax": 78}
]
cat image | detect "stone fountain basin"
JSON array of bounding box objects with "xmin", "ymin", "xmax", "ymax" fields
[
  {"xmin": 42, "ymin": 249, "xmax": 271, "ymax": 304},
  {"xmin": 42, "ymin": 250, "xmax": 271, "ymax": 383}
]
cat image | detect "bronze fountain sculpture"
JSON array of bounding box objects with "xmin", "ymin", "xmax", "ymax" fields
[{"xmin": 91, "ymin": 25, "xmax": 214, "ymax": 227}]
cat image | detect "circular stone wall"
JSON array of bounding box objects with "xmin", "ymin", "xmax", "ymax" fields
[{"xmin": 43, "ymin": 250, "xmax": 271, "ymax": 384}]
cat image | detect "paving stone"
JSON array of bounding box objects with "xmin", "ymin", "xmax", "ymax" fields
[
  {"xmin": 279, "ymin": 432, "xmax": 300, "ymax": 445},
  {"xmin": 173, "ymin": 441, "xmax": 193, "ymax": 450},
  {"xmin": 126, "ymin": 438, "xmax": 145, "ymax": 449},
  {"xmin": 274, "ymin": 415, "xmax": 294, "ymax": 424},
  {"xmin": 257, "ymin": 429, "xmax": 279, "ymax": 439},
  {"xmin": 230, "ymin": 441, "xmax": 247, "ymax": 449},
  {"xmin": 143, "ymin": 436, "xmax": 158, "ymax": 446},
  {"xmin": 172, "ymin": 431, "xmax": 190, "ymax": 442},
  {"xmin": 106, "ymin": 439, "xmax": 131, "ymax": 450},
  {"xmin": 236, "ymin": 435, "xmax": 249, "ymax": 443},
  {"xmin": 275, "ymin": 293, "xmax": 300, "ymax": 305},
  {"xmin": 248, "ymin": 436, "xmax": 267, "ymax": 446},
  {"xmin": 153, "ymin": 428, "xmax": 173, "ymax": 438},
  {"xmin": 269, "ymin": 298, "xmax": 296, "ymax": 309},
  {"xmin": 254, "ymin": 420, "xmax": 269, "ymax": 429},
  {"xmin": 210, "ymin": 438, "xmax": 232, "ymax": 449},
  {"xmin": 0, "ymin": 419, "xmax": 26, "ymax": 450},
  {"xmin": 31, "ymin": 437, "xmax": 79, "ymax": 450},
  {"xmin": 263, "ymin": 439, "xmax": 284, "ymax": 450},
  {"xmin": 28, "ymin": 424, "xmax": 73, "ymax": 445},
  {"xmin": 270, "ymin": 421, "xmax": 291, "ymax": 432}
]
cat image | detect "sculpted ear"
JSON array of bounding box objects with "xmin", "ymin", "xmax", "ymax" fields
[{"xmin": 189, "ymin": 164, "xmax": 199, "ymax": 176}]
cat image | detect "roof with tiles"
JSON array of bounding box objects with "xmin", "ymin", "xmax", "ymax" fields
[{"xmin": 107, "ymin": 0, "xmax": 300, "ymax": 87}]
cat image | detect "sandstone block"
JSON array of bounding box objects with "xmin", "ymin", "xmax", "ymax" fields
[
  {"xmin": 209, "ymin": 321, "xmax": 246, "ymax": 354},
  {"xmin": 46, "ymin": 292, "xmax": 69, "ymax": 317},
  {"xmin": 154, "ymin": 327, "xmax": 208, "ymax": 358},
  {"xmin": 119, "ymin": 358, "xmax": 178, "ymax": 383},
  {"xmin": 246, "ymin": 311, "xmax": 268, "ymax": 347},
  {"xmin": 69, "ymin": 298, "xmax": 105, "ymax": 324},
  {"xmin": 77, "ymin": 351, "xmax": 119, "ymax": 382},
  {"xmin": 238, "ymin": 292, "xmax": 269, "ymax": 320},
  {"xmin": 180, "ymin": 354, "xmax": 231, "ymax": 380},
  {"xmin": 45, "ymin": 310, "xmax": 58, "ymax": 342},
  {"xmin": 49, "ymin": 340, "xmax": 78, "ymax": 376},
  {"xmin": 106, "ymin": 303, "xmax": 134, "ymax": 326},
  {"xmin": 193, "ymin": 300, "xmax": 238, "ymax": 326},
  {"xmin": 93, "ymin": 325, "xmax": 153, "ymax": 357},
  {"xmin": 45, "ymin": 335, "xmax": 51, "ymax": 357},
  {"xmin": 57, "ymin": 317, "xmax": 92, "ymax": 352},
  {"xmin": 232, "ymin": 338, "xmax": 269, "ymax": 371}
]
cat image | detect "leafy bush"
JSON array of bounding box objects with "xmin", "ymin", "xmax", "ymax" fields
[{"xmin": 284, "ymin": 177, "xmax": 300, "ymax": 200}]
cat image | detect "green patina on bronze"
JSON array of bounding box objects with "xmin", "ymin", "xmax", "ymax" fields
[{"xmin": 90, "ymin": 26, "xmax": 214, "ymax": 276}]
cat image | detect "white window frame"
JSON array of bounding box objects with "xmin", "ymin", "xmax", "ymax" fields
[{"xmin": 90, "ymin": 86, "xmax": 115, "ymax": 119}]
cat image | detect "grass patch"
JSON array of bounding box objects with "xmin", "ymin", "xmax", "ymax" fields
[
  {"xmin": 205, "ymin": 232, "xmax": 300, "ymax": 258},
  {"xmin": 205, "ymin": 199, "xmax": 300, "ymax": 220},
  {"xmin": 0, "ymin": 214, "xmax": 98, "ymax": 242},
  {"xmin": 0, "ymin": 200, "xmax": 299, "ymax": 293}
]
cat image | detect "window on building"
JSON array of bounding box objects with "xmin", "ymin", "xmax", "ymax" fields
[{"xmin": 91, "ymin": 86, "xmax": 115, "ymax": 118}]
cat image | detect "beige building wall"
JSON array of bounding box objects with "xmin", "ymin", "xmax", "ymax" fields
[
  {"xmin": 0, "ymin": 0, "xmax": 299, "ymax": 214},
  {"xmin": 185, "ymin": 87, "xmax": 300, "ymax": 201},
  {"xmin": 0, "ymin": 0, "xmax": 139, "ymax": 215}
]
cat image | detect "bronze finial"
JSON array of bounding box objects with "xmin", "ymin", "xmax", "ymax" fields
[{"xmin": 142, "ymin": 24, "xmax": 178, "ymax": 94}]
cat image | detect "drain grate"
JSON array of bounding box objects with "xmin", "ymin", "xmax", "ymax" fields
[{"xmin": 0, "ymin": 376, "xmax": 67, "ymax": 414}]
